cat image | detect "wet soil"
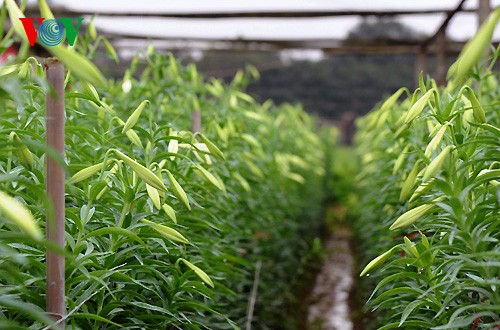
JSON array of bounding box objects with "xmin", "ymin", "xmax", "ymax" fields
[{"xmin": 306, "ymin": 227, "xmax": 359, "ymax": 330}]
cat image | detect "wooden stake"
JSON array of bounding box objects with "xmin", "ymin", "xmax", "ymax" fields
[
  {"xmin": 477, "ymin": 0, "xmax": 491, "ymax": 26},
  {"xmin": 245, "ymin": 260, "xmax": 262, "ymax": 330},
  {"xmin": 476, "ymin": 0, "xmax": 492, "ymax": 70},
  {"xmin": 45, "ymin": 58, "xmax": 66, "ymax": 327},
  {"xmin": 192, "ymin": 109, "xmax": 201, "ymax": 133}
]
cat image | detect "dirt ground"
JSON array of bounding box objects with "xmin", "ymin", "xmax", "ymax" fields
[{"xmin": 307, "ymin": 227, "xmax": 356, "ymax": 330}]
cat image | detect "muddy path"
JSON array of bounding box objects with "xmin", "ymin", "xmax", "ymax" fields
[{"xmin": 306, "ymin": 226, "xmax": 360, "ymax": 330}]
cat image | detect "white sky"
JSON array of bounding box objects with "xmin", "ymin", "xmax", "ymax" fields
[{"xmin": 43, "ymin": 0, "xmax": 500, "ymax": 41}]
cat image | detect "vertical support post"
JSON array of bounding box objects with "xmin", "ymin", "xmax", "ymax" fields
[
  {"xmin": 436, "ymin": 30, "xmax": 447, "ymax": 86},
  {"xmin": 477, "ymin": 0, "xmax": 491, "ymax": 67},
  {"xmin": 245, "ymin": 260, "xmax": 262, "ymax": 330},
  {"xmin": 191, "ymin": 109, "xmax": 201, "ymax": 133},
  {"xmin": 414, "ymin": 47, "xmax": 427, "ymax": 87},
  {"xmin": 477, "ymin": 0, "xmax": 491, "ymax": 26},
  {"xmin": 340, "ymin": 111, "xmax": 355, "ymax": 145},
  {"xmin": 45, "ymin": 58, "xmax": 65, "ymax": 327}
]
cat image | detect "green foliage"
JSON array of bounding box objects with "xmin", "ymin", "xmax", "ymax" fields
[{"xmin": 355, "ymin": 28, "xmax": 500, "ymax": 330}]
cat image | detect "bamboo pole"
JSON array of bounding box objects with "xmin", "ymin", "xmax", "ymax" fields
[
  {"xmin": 45, "ymin": 58, "xmax": 66, "ymax": 327},
  {"xmin": 192, "ymin": 109, "xmax": 201, "ymax": 133},
  {"xmin": 245, "ymin": 260, "xmax": 262, "ymax": 330},
  {"xmin": 477, "ymin": 0, "xmax": 491, "ymax": 26},
  {"xmin": 477, "ymin": 0, "xmax": 492, "ymax": 67}
]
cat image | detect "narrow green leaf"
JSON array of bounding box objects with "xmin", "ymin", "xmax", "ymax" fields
[
  {"xmin": 82, "ymin": 226, "xmax": 145, "ymax": 246},
  {"xmin": 70, "ymin": 313, "xmax": 123, "ymax": 327}
]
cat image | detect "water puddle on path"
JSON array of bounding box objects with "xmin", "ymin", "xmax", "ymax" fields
[{"xmin": 307, "ymin": 228, "xmax": 355, "ymax": 330}]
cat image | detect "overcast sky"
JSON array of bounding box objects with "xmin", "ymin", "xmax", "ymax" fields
[{"xmin": 47, "ymin": 0, "xmax": 500, "ymax": 41}]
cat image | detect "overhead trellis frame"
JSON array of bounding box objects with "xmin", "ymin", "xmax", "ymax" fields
[{"xmin": 21, "ymin": 1, "xmax": 494, "ymax": 83}]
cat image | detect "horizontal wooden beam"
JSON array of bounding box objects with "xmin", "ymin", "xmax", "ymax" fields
[
  {"xmin": 103, "ymin": 32, "xmax": 439, "ymax": 48},
  {"xmin": 24, "ymin": 7, "xmax": 474, "ymax": 18},
  {"xmin": 322, "ymin": 44, "xmax": 464, "ymax": 55},
  {"xmin": 107, "ymin": 34, "xmax": 425, "ymax": 46},
  {"xmin": 109, "ymin": 36, "xmax": 468, "ymax": 54}
]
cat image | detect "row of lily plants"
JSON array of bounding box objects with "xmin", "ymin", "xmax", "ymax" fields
[
  {"xmin": 355, "ymin": 8, "xmax": 500, "ymax": 330},
  {"xmin": 0, "ymin": 1, "xmax": 334, "ymax": 329}
]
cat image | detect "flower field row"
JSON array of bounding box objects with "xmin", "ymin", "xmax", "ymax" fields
[
  {"xmin": 0, "ymin": 2, "xmax": 335, "ymax": 328},
  {"xmin": 355, "ymin": 9, "xmax": 500, "ymax": 330}
]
